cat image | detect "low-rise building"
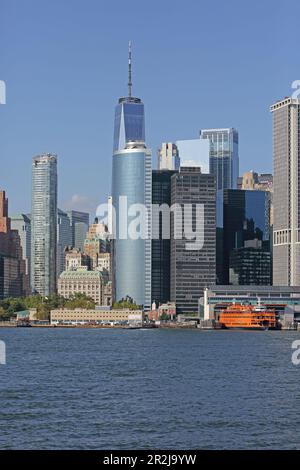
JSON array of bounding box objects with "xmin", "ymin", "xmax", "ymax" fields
[
  {"xmin": 58, "ymin": 268, "xmax": 103, "ymax": 304},
  {"xmin": 50, "ymin": 308, "xmax": 144, "ymax": 325}
]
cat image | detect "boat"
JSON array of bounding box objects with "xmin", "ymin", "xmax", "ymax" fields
[{"xmin": 218, "ymin": 300, "xmax": 277, "ymax": 330}]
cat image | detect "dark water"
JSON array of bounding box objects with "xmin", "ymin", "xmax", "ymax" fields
[{"xmin": 0, "ymin": 328, "xmax": 300, "ymax": 449}]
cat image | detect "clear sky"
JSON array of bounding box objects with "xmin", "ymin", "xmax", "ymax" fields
[{"xmin": 0, "ymin": 0, "xmax": 299, "ymax": 215}]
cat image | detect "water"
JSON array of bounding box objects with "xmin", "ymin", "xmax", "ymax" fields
[{"xmin": 0, "ymin": 328, "xmax": 300, "ymax": 449}]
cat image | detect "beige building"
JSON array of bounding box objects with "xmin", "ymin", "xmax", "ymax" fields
[
  {"xmin": 157, "ymin": 142, "xmax": 180, "ymax": 170},
  {"xmin": 50, "ymin": 308, "xmax": 144, "ymax": 325},
  {"xmin": 65, "ymin": 247, "xmax": 90, "ymax": 271},
  {"xmin": 58, "ymin": 268, "xmax": 103, "ymax": 304}
]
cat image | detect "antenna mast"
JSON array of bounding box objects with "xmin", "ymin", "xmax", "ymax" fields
[{"xmin": 128, "ymin": 41, "xmax": 132, "ymax": 98}]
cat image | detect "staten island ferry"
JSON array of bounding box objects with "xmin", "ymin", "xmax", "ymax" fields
[{"xmin": 218, "ymin": 301, "xmax": 277, "ymax": 330}]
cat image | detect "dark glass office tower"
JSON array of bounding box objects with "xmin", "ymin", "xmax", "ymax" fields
[
  {"xmin": 151, "ymin": 170, "xmax": 177, "ymax": 305},
  {"xmin": 170, "ymin": 167, "xmax": 216, "ymax": 314},
  {"xmin": 222, "ymin": 189, "xmax": 271, "ymax": 285}
]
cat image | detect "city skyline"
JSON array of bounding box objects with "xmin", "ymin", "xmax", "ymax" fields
[{"xmin": 1, "ymin": 0, "xmax": 299, "ymax": 214}]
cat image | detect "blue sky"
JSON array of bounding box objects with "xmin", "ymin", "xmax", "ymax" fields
[{"xmin": 0, "ymin": 0, "xmax": 299, "ymax": 214}]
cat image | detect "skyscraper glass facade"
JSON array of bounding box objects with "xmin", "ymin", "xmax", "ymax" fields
[
  {"xmin": 31, "ymin": 154, "xmax": 57, "ymax": 295},
  {"xmin": 200, "ymin": 128, "xmax": 239, "ymax": 189},
  {"xmin": 113, "ymin": 97, "xmax": 145, "ymax": 152},
  {"xmin": 112, "ymin": 143, "xmax": 152, "ymax": 309},
  {"xmin": 222, "ymin": 189, "xmax": 271, "ymax": 285},
  {"xmin": 151, "ymin": 170, "xmax": 177, "ymax": 305}
]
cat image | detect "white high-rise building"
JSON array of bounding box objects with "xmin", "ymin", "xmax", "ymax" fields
[
  {"xmin": 157, "ymin": 142, "xmax": 180, "ymax": 170},
  {"xmin": 31, "ymin": 154, "xmax": 57, "ymax": 295}
]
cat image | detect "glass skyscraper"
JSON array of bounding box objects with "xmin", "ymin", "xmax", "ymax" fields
[
  {"xmin": 200, "ymin": 128, "xmax": 239, "ymax": 190},
  {"xmin": 113, "ymin": 97, "xmax": 145, "ymax": 152},
  {"xmin": 111, "ymin": 43, "xmax": 152, "ymax": 309},
  {"xmin": 31, "ymin": 154, "xmax": 57, "ymax": 295},
  {"xmin": 112, "ymin": 142, "xmax": 152, "ymax": 309},
  {"xmin": 222, "ymin": 189, "xmax": 271, "ymax": 285}
]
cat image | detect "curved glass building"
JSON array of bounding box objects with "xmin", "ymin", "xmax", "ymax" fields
[{"xmin": 112, "ymin": 141, "xmax": 152, "ymax": 309}]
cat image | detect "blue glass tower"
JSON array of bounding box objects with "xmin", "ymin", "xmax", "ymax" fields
[
  {"xmin": 113, "ymin": 42, "xmax": 145, "ymax": 152},
  {"xmin": 111, "ymin": 43, "xmax": 152, "ymax": 310}
]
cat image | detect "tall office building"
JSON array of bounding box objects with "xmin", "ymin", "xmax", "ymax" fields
[
  {"xmin": 151, "ymin": 170, "xmax": 177, "ymax": 305},
  {"xmin": 66, "ymin": 210, "xmax": 89, "ymax": 251},
  {"xmin": 112, "ymin": 43, "xmax": 152, "ymax": 309},
  {"xmin": 10, "ymin": 213, "xmax": 31, "ymax": 280},
  {"xmin": 200, "ymin": 128, "xmax": 239, "ymax": 189},
  {"xmin": 270, "ymin": 97, "xmax": 300, "ymax": 286},
  {"xmin": 113, "ymin": 42, "xmax": 145, "ymax": 152},
  {"xmin": 0, "ymin": 191, "xmax": 29, "ymax": 298},
  {"xmin": 112, "ymin": 141, "xmax": 152, "ymax": 309},
  {"xmin": 31, "ymin": 154, "xmax": 57, "ymax": 295},
  {"xmin": 222, "ymin": 189, "xmax": 271, "ymax": 285},
  {"xmin": 170, "ymin": 168, "xmax": 216, "ymax": 314},
  {"xmin": 157, "ymin": 143, "xmax": 180, "ymax": 170},
  {"xmin": 57, "ymin": 209, "xmax": 72, "ymax": 277}
]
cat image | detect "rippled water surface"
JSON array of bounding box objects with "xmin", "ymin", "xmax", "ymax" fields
[{"xmin": 0, "ymin": 328, "xmax": 300, "ymax": 449}]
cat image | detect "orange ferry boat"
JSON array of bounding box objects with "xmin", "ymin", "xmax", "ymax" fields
[{"xmin": 218, "ymin": 303, "xmax": 277, "ymax": 330}]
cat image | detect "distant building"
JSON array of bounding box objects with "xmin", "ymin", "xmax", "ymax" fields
[
  {"xmin": 58, "ymin": 268, "xmax": 103, "ymax": 304},
  {"xmin": 176, "ymin": 138, "xmax": 210, "ymax": 172},
  {"xmin": 83, "ymin": 219, "xmax": 110, "ymax": 269},
  {"xmin": 31, "ymin": 154, "xmax": 57, "ymax": 295},
  {"xmin": 57, "ymin": 209, "xmax": 72, "ymax": 277},
  {"xmin": 66, "ymin": 210, "xmax": 89, "ymax": 251},
  {"xmin": 0, "ymin": 191, "xmax": 29, "ymax": 299},
  {"xmin": 241, "ymin": 171, "xmax": 273, "ymax": 192},
  {"xmin": 10, "ymin": 213, "xmax": 31, "ymax": 280},
  {"xmin": 270, "ymin": 97, "xmax": 300, "ymax": 286},
  {"xmin": 170, "ymin": 167, "xmax": 216, "ymax": 314},
  {"xmin": 64, "ymin": 247, "xmax": 90, "ymax": 271},
  {"xmin": 200, "ymin": 128, "xmax": 239, "ymax": 189},
  {"xmin": 157, "ymin": 143, "xmax": 180, "ymax": 170}
]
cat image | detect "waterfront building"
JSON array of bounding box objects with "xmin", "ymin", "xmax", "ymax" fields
[
  {"xmin": 176, "ymin": 138, "xmax": 210, "ymax": 172},
  {"xmin": 57, "ymin": 209, "xmax": 72, "ymax": 277},
  {"xmin": 0, "ymin": 191, "xmax": 29, "ymax": 299},
  {"xmin": 202, "ymin": 285, "xmax": 300, "ymax": 321},
  {"xmin": 229, "ymin": 239, "xmax": 272, "ymax": 285},
  {"xmin": 10, "ymin": 213, "xmax": 31, "ymax": 280},
  {"xmin": 58, "ymin": 268, "xmax": 103, "ymax": 304},
  {"xmin": 66, "ymin": 210, "xmax": 89, "ymax": 251},
  {"xmin": 222, "ymin": 189, "xmax": 271, "ymax": 285},
  {"xmin": 151, "ymin": 170, "xmax": 177, "ymax": 305},
  {"xmin": 270, "ymin": 97, "xmax": 300, "ymax": 286},
  {"xmin": 64, "ymin": 247, "xmax": 90, "ymax": 271},
  {"xmin": 199, "ymin": 128, "xmax": 239, "ymax": 189},
  {"xmin": 170, "ymin": 167, "xmax": 216, "ymax": 314},
  {"xmin": 31, "ymin": 154, "xmax": 57, "ymax": 295},
  {"xmin": 50, "ymin": 307, "xmax": 143, "ymax": 325},
  {"xmin": 157, "ymin": 143, "xmax": 180, "ymax": 170},
  {"xmin": 111, "ymin": 43, "xmax": 152, "ymax": 309}
]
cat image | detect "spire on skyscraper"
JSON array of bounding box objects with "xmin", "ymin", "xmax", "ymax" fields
[{"xmin": 128, "ymin": 40, "xmax": 132, "ymax": 98}]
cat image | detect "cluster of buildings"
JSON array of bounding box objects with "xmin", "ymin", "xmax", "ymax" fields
[{"xmin": 1, "ymin": 47, "xmax": 300, "ymax": 324}]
